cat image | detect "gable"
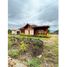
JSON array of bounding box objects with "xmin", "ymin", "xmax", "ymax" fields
[{"xmin": 23, "ymin": 24, "xmax": 33, "ymax": 29}]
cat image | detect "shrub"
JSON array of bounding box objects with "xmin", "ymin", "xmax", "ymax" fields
[
  {"xmin": 20, "ymin": 33, "xmax": 25, "ymax": 36},
  {"xmin": 9, "ymin": 36, "xmax": 22, "ymax": 47},
  {"xmin": 8, "ymin": 29, "xmax": 12, "ymax": 34},
  {"xmin": 21, "ymin": 38, "xmax": 44, "ymax": 56},
  {"xmin": 8, "ymin": 39, "xmax": 12, "ymax": 49},
  {"xmin": 8, "ymin": 49, "xmax": 19, "ymax": 58},
  {"xmin": 20, "ymin": 41, "xmax": 28, "ymax": 53},
  {"xmin": 27, "ymin": 58, "xmax": 41, "ymax": 67},
  {"xmin": 29, "ymin": 39, "xmax": 43, "ymax": 56},
  {"xmin": 31, "ymin": 39, "xmax": 43, "ymax": 48}
]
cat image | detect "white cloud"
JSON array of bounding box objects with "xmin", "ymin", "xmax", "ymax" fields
[{"xmin": 8, "ymin": 0, "xmax": 58, "ymax": 31}]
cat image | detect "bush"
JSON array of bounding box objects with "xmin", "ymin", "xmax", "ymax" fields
[
  {"xmin": 8, "ymin": 39, "xmax": 12, "ymax": 49},
  {"xmin": 20, "ymin": 38, "xmax": 44, "ymax": 56},
  {"xmin": 20, "ymin": 41, "xmax": 29, "ymax": 53},
  {"xmin": 9, "ymin": 36, "xmax": 22, "ymax": 47},
  {"xmin": 8, "ymin": 49, "xmax": 19, "ymax": 58},
  {"xmin": 8, "ymin": 29, "xmax": 12, "ymax": 34},
  {"xmin": 20, "ymin": 33, "xmax": 25, "ymax": 36},
  {"xmin": 29, "ymin": 39, "xmax": 43, "ymax": 56},
  {"xmin": 27, "ymin": 58, "xmax": 41, "ymax": 67},
  {"xmin": 31, "ymin": 39, "xmax": 43, "ymax": 48}
]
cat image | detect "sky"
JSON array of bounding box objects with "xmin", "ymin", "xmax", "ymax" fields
[{"xmin": 8, "ymin": 0, "xmax": 58, "ymax": 32}]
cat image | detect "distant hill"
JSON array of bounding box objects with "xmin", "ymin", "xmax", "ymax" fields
[
  {"xmin": 54, "ymin": 30, "xmax": 58, "ymax": 34},
  {"xmin": 49, "ymin": 30, "xmax": 58, "ymax": 34}
]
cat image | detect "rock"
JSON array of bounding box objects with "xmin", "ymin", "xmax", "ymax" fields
[
  {"xmin": 8, "ymin": 56, "xmax": 27, "ymax": 67},
  {"xmin": 40, "ymin": 62, "xmax": 55, "ymax": 67},
  {"xmin": 16, "ymin": 62, "xmax": 27, "ymax": 67},
  {"xmin": 8, "ymin": 57, "xmax": 16, "ymax": 67},
  {"xmin": 37, "ymin": 55, "xmax": 42, "ymax": 58}
]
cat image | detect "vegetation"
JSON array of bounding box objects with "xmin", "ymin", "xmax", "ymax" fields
[
  {"xmin": 8, "ymin": 49, "xmax": 19, "ymax": 58},
  {"xmin": 8, "ymin": 39, "xmax": 12, "ymax": 49},
  {"xmin": 8, "ymin": 29, "xmax": 12, "ymax": 34},
  {"xmin": 28, "ymin": 39, "xmax": 44, "ymax": 56},
  {"xmin": 20, "ymin": 41, "xmax": 29, "ymax": 53},
  {"xmin": 27, "ymin": 58, "xmax": 41, "ymax": 67},
  {"xmin": 8, "ymin": 34, "xmax": 58, "ymax": 67}
]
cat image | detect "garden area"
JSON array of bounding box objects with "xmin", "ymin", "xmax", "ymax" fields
[{"xmin": 8, "ymin": 34, "xmax": 58, "ymax": 67}]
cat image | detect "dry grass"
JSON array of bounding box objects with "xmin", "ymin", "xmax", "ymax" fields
[{"xmin": 8, "ymin": 34, "xmax": 58, "ymax": 67}]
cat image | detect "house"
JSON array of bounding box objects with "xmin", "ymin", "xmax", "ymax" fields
[
  {"xmin": 19, "ymin": 24, "xmax": 49, "ymax": 35},
  {"xmin": 12, "ymin": 29, "xmax": 21, "ymax": 35}
]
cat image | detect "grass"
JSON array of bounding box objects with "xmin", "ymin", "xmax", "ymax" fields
[
  {"xmin": 27, "ymin": 58, "xmax": 41, "ymax": 67},
  {"xmin": 8, "ymin": 34, "xmax": 58, "ymax": 67},
  {"xmin": 42, "ymin": 34, "xmax": 58, "ymax": 66},
  {"xmin": 8, "ymin": 49, "xmax": 20, "ymax": 58},
  {"xmin": 8, "ymin": 34, "xmax": 51, "ymax": 41}
]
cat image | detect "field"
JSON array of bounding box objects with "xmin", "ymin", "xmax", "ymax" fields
[{"xmin": 8, "ymin": 34, "xmax": 58, "ymax": 67}]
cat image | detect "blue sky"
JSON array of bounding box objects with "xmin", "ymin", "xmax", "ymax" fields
[{"xmin": 8, "ymin": 0, "xmax": 58, "ymax": 32}]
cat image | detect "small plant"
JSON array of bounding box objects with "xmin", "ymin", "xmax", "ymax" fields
[
  {"xmin": 8, "ymin": 49, "xmax": 19, "ymax": 58},
  {"xmin": 20, "ymin": 41, "xmax": 28, "ymax": 53},
  {"xmin": 8, "ymin": 39, "xmax": 12, "ymax": 49},
  {"xmin": 27, "ymin": 58, "xmax": 41, "ymax": 67}
]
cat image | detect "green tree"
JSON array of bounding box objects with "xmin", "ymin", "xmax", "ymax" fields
[{"xmin": 8, "ymin": 29, "xmax": 12, "ymax": 34}]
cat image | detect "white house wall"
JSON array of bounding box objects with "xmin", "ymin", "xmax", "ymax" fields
[
  {"xmin": 12, "ymin": 31, "xmax": 17, "ymax": 35},
  {"xmin": 25, "ymin": 29, "xmax": 29, "ymax": 35},
  {"xmin": 25, "ymin": 29, "xmax": 34, "ymax": 35},
  {"xmin": 30, "ymin": 29, "xmax": 34, "ymax": 35}
]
